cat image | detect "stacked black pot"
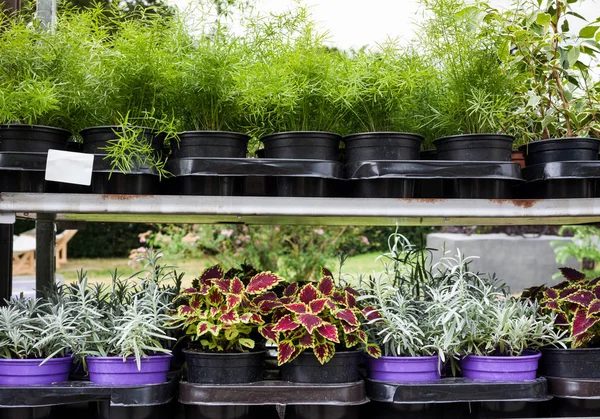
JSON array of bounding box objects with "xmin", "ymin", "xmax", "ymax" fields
[
  {"xmin": 78, "ymin": 126, "xmax": 162, "ymax": 194},
  {"xmin": 0, "ymin": 124, "xmax": 70, "ymax": 193},
  {"xmin": 519, "ymin": 138, "xmax": 600, "ymax": 198}
]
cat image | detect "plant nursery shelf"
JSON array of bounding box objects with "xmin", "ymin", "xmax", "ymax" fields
[{"xmin": 2, "ymin": 193, "xmax": 600, "ymax": 226}]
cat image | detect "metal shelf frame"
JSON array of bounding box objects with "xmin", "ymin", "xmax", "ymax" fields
[{"xmin": 3, "ymin": 192, "xmax": 600, "ymax": 302}]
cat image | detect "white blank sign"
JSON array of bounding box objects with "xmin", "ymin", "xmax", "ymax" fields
[{"xmin": 45, "ymin": 149, "xmax": 94, "ymax": 186}]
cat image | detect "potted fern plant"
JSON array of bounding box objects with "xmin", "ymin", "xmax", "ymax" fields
[
  {"xmin": 169, "ymin": 22, "xmax": 249, "ymax": 159},
  {"xmin": 0, "ymin": 14, "xmax": 71, "ymax": 152},
  {"xmin": 171, "ymin": 264, "xmax": 285, "ymax": 384},
  {"xmin": 420, "ymin": 0, "xmax": 520, "ymax": 160},
  {"xmin": 0, "ymin": 296, "xmax": 79, "ymax": 385},
  {"xmin": 237, "ymin": 8, "xmax": 345, "ymax": 160},
  {"xmin": 339, "ymin": 42, "xmax": 427, "ymax": 163},
  {"xmin": 260, "ymin": 268, "xmax": 381, "ymax": 383}
]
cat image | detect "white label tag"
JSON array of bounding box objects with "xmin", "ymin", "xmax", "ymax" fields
[
  {"xmin": 0, "ymin": 213, "xmax": 15, "ymax": 224},
  {"xmin": 45, "ymin": 149, "xmax": 94, "ymax": 186}
]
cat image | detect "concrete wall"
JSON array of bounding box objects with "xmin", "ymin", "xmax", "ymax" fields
[{"xmin": 426, "ymin": 233, "xmax": 579, "ymax": 294}]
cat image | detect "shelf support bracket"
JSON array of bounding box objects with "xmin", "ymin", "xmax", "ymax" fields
[
  {"xmin": 0, "ymin": 213, "xmax": 15, "ymax": 305},
  {"xmin": 36, "ymin": 213, "xmax": 56, "ymax": 298}
]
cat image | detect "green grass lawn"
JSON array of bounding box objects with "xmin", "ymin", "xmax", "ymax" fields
[{"xmin": 58, "ymin": 252, "xmax": 384, "ymax": 286}]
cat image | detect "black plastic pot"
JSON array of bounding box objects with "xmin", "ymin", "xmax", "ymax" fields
[
  {"xmin": 342, "ymin": 132, "xmax": 423, "ymax": 163},
  {"xmin": 171, "ymin": 131, "xmax": 249, "ymax": 159},
  {"xmin": 280, "ymin": 351, "xmax": 360, "ymax": 383},
  {"xmin": 519, "ymin": 138, "xmax": 600, "ymax": 167},
  {"xmin": 80, "ymin": 126, "xmax": 164, "ymax": 155},
  {"xmin": 0, "ymin": 152, "xmax": 54, "ymax": 193},
  {"xmin": 539, "ymin": 347, "xmax": 600, "ymax": 378},
  {"xmin": 183, "ymin": 349, "xmax": 265, "ymax": 384},
  {"xmin": 520, "ymin": 161, "xmax": 600, "ymax": 199},
  {"xmin": 420, "ymin": 150, "xmax": 437, "ymax": 160},
  {"xmin": 165, "ymin": 158, "xmax": 343, "ymax": 197},
  {"xmin": 433, "ymin": 134, "xmax": 515, "ymax": 162},
  {"xmin": 260, "ymin": 132, "xmax": 342, "ymax": 161},
  {"xmin": 89, "ymin": 156, "xmax": 159, "ymax": 195},
  {"xmin": 0, "ymin": 124, "xmax": 70, "ymax": 153}
]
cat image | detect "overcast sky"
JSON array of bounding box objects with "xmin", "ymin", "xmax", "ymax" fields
[{"xmin": 168, "ymin": 0, "xmax": 600, "ymax": 49}]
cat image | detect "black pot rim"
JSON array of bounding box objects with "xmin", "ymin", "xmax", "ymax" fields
[
  {"xmin": 0, "ymin": 123, "xmax": 71, "ymax": 136},
  {"xmin": 183, "ymin": 348, "xmax": 267, "ymax": 357},
  {"xmin": 261, "ymin": 131, "xmax": 342, "ymax": 141},
  {"xmin": 519, "ymin": 137, "xmax": 600, "ymax": 151},
  {"xmin": 433, "ymin": 133, "xmax": 515, "ymax": 144},
  {"xmin": 177, "ymin": 130, "xmax": 249, "ymax": 138},
  {"xmin": 80, "ymin": 126, "xmax": 157, "ymax": 136},
  {"xmin": 343, "ymin": 132, "xmax": 424, "ymax": 142}
]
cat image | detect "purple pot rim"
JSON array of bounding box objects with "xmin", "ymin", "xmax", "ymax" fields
[
  {"xmin": 85, "ymin": 354, "xmax": 172, "ymax": 362},
  {"xmin": 368, "ymin": 355, "xmax": 439, "ymax": 361},
  {"xmin": 463, "ymin": 351, "xmax": 541, "ymax": 361},
  {"xmin": 0, "ymin": 355, "xmax": 72, "ymax": 364}
]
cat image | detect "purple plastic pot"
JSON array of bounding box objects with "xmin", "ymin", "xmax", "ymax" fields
[
  {"xmin": 0, "ymin": 356, "xmax": 72, "ymax": 385},
  {"xmin": 461, "ymin": 351, "xmax": 541, "ymax": 382},
  {"xmin": 86, "ymin": 354, "xmax": 172, "ymax": 385},
  {"xmin": 365, "ymin": 355, "xmax": 440, "ymax": 383}
]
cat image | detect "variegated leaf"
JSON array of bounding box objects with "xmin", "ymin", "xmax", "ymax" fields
[
  {"xmin": 317, "ymin": 323, "xmax": 339, "ymax": 343},
  {"xmin": 299, "ymin": 284, "xmax": 319, "ymax": 304},
  {"xmin": 321, "ymin": 267, "xmax": 333, "ymax": 278},
  {"xmin": 559, "ymin": 286, "xmax": 579, "ymax": 299},
  {"xmin": 588, "ymin": 299, "xmax": 600, "ymax": 317},
  {"xmin": 200, "ymin": 265, "xmax": 224, "ymax": 282},
  {"xmin": 344, "ymin": 332, "xmax": 359, "ymax": 347},
  {"xmin": 366, "ymin": 344, "xmax": 382, "ymax": 358},
  {"xmin": 246, "ymin": 272, "xmax": 283, "ymax": 294},
  {"xmin": 560, "ymin": 267, "xmax": 586, "ymax": 282},
  {"xmin": 196, "ymin": 322, "xmax": 209, "ymax": 337},
  {"xmin": 273, "ymin": 314, "xmax": 300, "ymax": 332},
  {"xmin": 230, "ymin": 277, "xmax": 245, "ymax": 295},
  {"xmin": 258, "ymin": 299, "xmax": 283, "ymax": 314},
  {"xmin": 259, "ymin": 324, "xmax": 279, "ymax": 343},
  {"xmin": 572, "ymin": 308, "xmax": 600, "ymax": 337},
  {"xmin": 334, "ymin": 309, "xmax": 359, "ymax": 326},
  {"xmin": 226, "ymin": 294, "xmax": 242, "ymax": 311},
  {"xmin": 317, "ymin": 276, "xmax": 334, "ymax": 296},
  {"xmin": 544, "ymin": 288, "xmax": 559, "ymax": 300},
  {"xmin": 284, "ymin": 283, "xmax": 298, "ymax": 297},
  {"xmin": 208, "ymin": 287, "xmax": 224, "ymax": 306},
  {"xmin": 278, "ymin": 340, "xmax": 297, "ymax": 365},
  {"xmin": 220, "ymin": 310, "xmax": 240, "ymax": 324},
  {"xmin": 285, "ymin": 303, "xmax": 309, "ymax": 314},
  {"xmin": 178, "ymin": 305, "xmax": 194, "ymax": 315},
  {"xmin": 309, "ymin": 298, "xmax": 328, "ymax": 314},
  {"xmin": 564, "ymin": 290, "xmax": 596, "ymax": 307},
  {"xmin": 313, "ymin": 342, "xmax": 335, "ymax": 364},
  {"xmin": 297, "ymin": 313, "xmax": 324, "ymax": 334},
  {"xmin": 298, "ymin": 331, "xmax": 314, "ymax": 348}
]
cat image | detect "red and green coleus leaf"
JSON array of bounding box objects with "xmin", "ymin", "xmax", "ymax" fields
[
  {"xmin": 208, "ymin": 287, "xmax": 224, "ymax": 306},
  {"xmin": 240, "ymin": 312, "xmax": 264, "ymax": 324},
  {"xmin": 196, "ymin": 322, "xmax": 210, "ymax": 337},
  {"xmin": 346, "ymin": 292, "xmax": 357, "ymax": 308},
  {"xmin": 309, "ymin": 298, "xmax": 328, "ymax": 314},
  {"xmin": 213, "ymin": 279, "xmax": 230, "ymax": 294},
  {"xmin": 366, "ymin": 344, "xmax": 382, "ymax": 358},
  {"xmin": 316, "ymin": 323, "xmax": 339, "ymax": 343},
  {"xmin": 344, "ymin": 332, "xmax": 360, "ymax": 348},
  {"xmin": 321, "ymin": 267, "xmax": 333, "ymax": 278},
  {"xmin": 278, "ymin": 340, "xmax": 297, "ymax": 365},
  {"xmin": 284, "ymin": 283, "xmax": 298, "ymax": 297},
  {"xmin": 559, "ymin": 286, "xmax": 580, "ymax": 299},
  {"xmin": 239, "ymin": 338, "xmax": 255, "ymax": 349},
  {"xmin": 544, "ymin": 300, "xmax": 560, "ymax": 311},
  {"xmin": 258, "ymin": 299, "xmax": 284, "ymax": 314},
  {"xmin": 556, "ymin": 312, "xmax": 569, "ymax": 326},
  {"xmin": 259, "ymin": 325, "xmax": 278, "ymax": 343},
  {"xmin": 253, "ymin": 291, "xmax": 278, "ymax": 304},
  {"xmin": 544, "ymin": 288, "xmax": 559, "ymax": 300},
  {"xmin": 317, "ymin": 276, "xmax": 334, "ymax": 296},
  {"xmin": 285, "ymin": 303, "xmax": 308, "ymax": 314},
  {"xmin": 226, "ymin": 294, "xmax": 242, "ymax": 311},
  {"xmin": 273, "ymin": 314, "xmax": 300, "ymax": 332},
  {"xmin": 588, "ymin": 300, "xmax": 600, "ymax": 317},
  {"xmin": 331, "ymin": 291, "xmax": 346, "ymax": 305},
  {"xmin": 178, "ymin": 305, "xmax": 195, "ymax": 316},
  {"xmin": 560, "ymin": 267, "xmax": 586, "ymax": 282},
  {"xmin": 220, "ymin": 310, "xmax": 240, "ymax": 325},
  {"xmin": 564, "ymin": 290, "xmax": 596, "ymax": 307},
  {"xmin": 246, "ymin": 272, "xmax": 284, "ymax": 294},
  {"xmin": 299, "ymin": 284, "xmax": 319, "ymax": 304},
  {"xmin": 200, "ymin": 265, "xmax": 224, "ymax": 282},
  {"xmin": 355, "ymin": 330, "xmax": 368, "ymax": 343},
  {"xmin": 572, "ymin": 308, "xmax": 600, "ymax": 337},
  {"xmin": 297, "ymin": 313, "xmax": 324, "ymax": 334},
  {"xmin": 334, "ymin": 309, "xmax": 359, "ymax": 326},
  {"xmin": 298, "ymin": 331, "xmax": 314, "ymax": 348},
  {"xmin": 342, "ymin": 321, "xmax": 358, "ymax": 334},
  {"xmin": 229, "ymin": 277, "xmax": 245, "ymax": 295},
  {"xmin": 313, "ymin": 342, "xmax": 335, "ymax": 364},
  {"xmin": 362, "ymin": 306, "xmax": 382, "ymax": 321}
]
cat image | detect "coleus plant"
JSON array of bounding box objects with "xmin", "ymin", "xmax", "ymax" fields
[
  {"xmin": 171, "ymin": 265, "xmax": 285, "ymax": 352},
  {"xmin": 537, "ymin": 267, "xmax": 600, "ymax": 348},
  {"xmin": 259, "ymin": 268, "xmax": 382, "ymax": 365}
]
